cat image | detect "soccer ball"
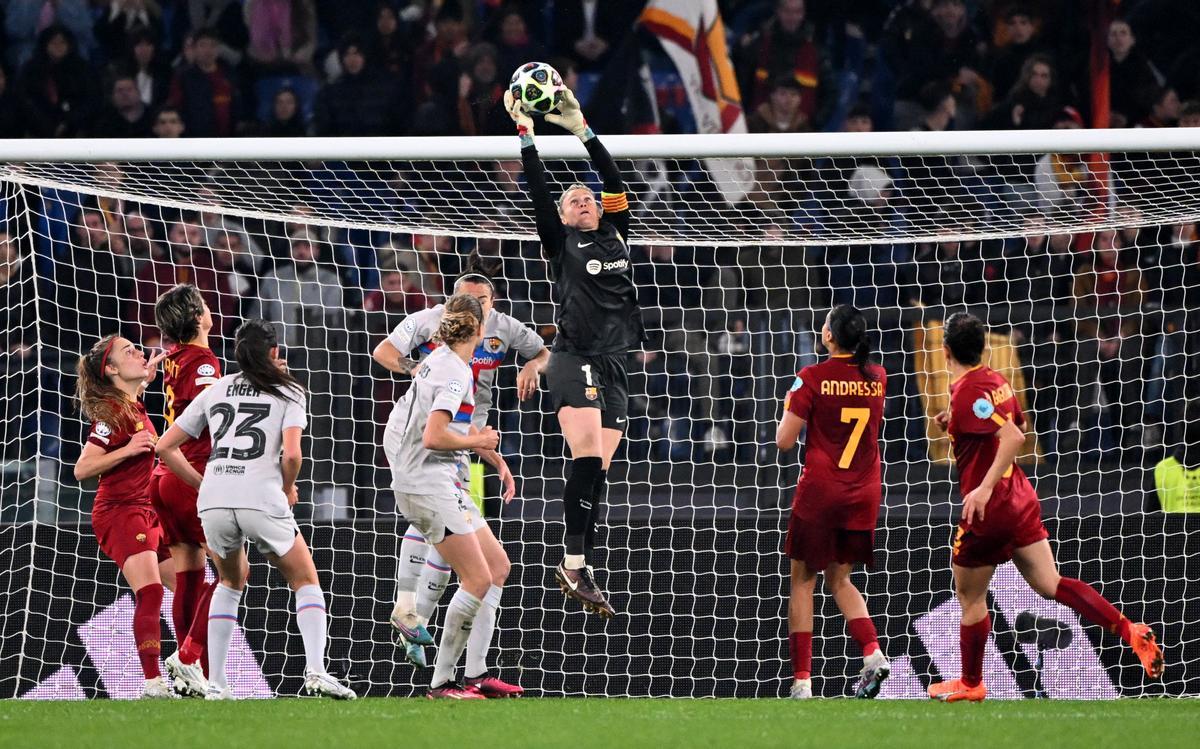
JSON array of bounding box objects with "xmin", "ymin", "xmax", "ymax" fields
[{"xmin": 510, "ymin": 62, "xmax": 565, "ymax": 115}]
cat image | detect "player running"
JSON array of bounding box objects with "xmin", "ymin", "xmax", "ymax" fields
[
  {"xmin": 927, "ymin": 312, "xmax": 1164, "ymax": 702},
  {"xmin": 373, "ymin": 258, "xmax": 547, "ymax": 695},
  {"xmin": 505, "ymin": 85, "xmax": 645, "ymax": 618},
  {"xmin": 73, "ymin": 334, "xmax": 174, "ymax": 699},
  {"xmin": 382, "ymin": 294, "xmax": 513, "ymax": 699},
  {"xmin": 148, "ymin": 285, "xmax": 223, "ymax": 697},
  {"xmin": 776, "ymin": 305, "xmax": 891, "ymax": 700},
  {"xmin": 156, "ymin": 320, "xmax": 356, "ymax": 701}
]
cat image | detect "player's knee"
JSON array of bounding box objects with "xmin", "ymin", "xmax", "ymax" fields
[{"xmin": 489, "ymin": 556, "xmax": 511, "ymax": 586}]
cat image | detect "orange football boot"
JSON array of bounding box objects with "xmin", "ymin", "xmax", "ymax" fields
[
  {"xmin": 927, "ymin": 679, "xmax": 987, "ymax": 702},
  {"xmin": 1129, "ymin": 623, "xmax": 1164, "ymax": 678}
]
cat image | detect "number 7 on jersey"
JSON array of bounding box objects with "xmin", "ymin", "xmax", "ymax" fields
[{"xmin": 838, "ymin": 408, "xmax": 870, "ymax": 469}]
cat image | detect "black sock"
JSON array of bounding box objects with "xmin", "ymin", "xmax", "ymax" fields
[
  {"xmin": 563, "ymin": 456, "xmax": 603, "ymax": 556},
  {"xmin": 584, "ymin": 469, "xmax": 608, "ymax": 554}
]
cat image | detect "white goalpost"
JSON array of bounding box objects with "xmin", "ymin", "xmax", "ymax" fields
[{"xmin": 0, "ymin": 128, "xmax": 1196, "ymax": 699}]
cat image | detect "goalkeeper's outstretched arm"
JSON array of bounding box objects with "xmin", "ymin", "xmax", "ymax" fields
[
  {"xmin": 545, "ymin": 90, "xmax": 629, "ymax": 238},
  {"xmin": 506, "ymin": 90, "xmax": 565, "ymax": 257}
]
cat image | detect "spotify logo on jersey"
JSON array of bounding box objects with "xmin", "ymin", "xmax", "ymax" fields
[{"xmin": 586, "ymin": 259, "xmax": 603, "ymax": 275}]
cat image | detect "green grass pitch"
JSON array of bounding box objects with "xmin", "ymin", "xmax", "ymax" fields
[{"xmin": 2, "ymin": 699, "xmax": 1198, "ymax": 749}]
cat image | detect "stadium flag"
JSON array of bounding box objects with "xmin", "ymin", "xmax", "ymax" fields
[{"xmin": 638, "ymin": 0, "xmax": 755, "ymax": 204}]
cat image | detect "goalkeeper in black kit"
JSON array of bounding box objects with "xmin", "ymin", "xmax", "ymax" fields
[{"xmin": 504, "ymin": 86, "xmax": 644, "ymax": 619}]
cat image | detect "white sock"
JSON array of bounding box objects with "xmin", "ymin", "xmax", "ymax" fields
[
  {"xmin": 465, "ymin": 585, "xmax": 503, "ymax": 679},
  {"xmin": 294, "ymin": 584, "xmax": 328, "ymax": 675},
  {"xmin": 396, "ymin": 528, "xmax": 428, "ymax": 609},
  {"xmin": 431, "ymin": 589, "xmax": 481, "ymax": 688},
  {"xmin": 415, "ymin": 547, "xmax": 452, "ymax": 625},
  {"xmin": 563, "ymin": 553, "xmax": 586, "ymax": 570},
  {"xmin": 207, "ymin": 583, "xmax": 243, "ymax": 690}
]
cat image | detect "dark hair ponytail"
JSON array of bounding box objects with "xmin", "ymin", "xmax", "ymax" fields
[
  {"xmin": 233, "ymin": 319, "xmax": 303, "ymax": 401},
  {"xmin": 453, "ymin": 248, "xmax": 501, "ymax": 295},
  {"xmin": 828, "ymin": 304, "xmax": 878, "ymax": 382}
]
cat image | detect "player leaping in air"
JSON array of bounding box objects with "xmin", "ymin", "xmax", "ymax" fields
[
  {"xmin": 927, "ymin": 312, "xmax": 1163, "ymax": 702},
  {"xmin": 776, "ymin": 305, "xmax": 891, "ymax": 699},
  {"xmin": 505, "ymin": 85, "xmax": 645, "ymax": 619}
]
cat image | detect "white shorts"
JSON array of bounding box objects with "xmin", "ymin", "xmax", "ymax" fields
[
  {"xmin": 200, "ymin": 508, "xmax": 300, "ymax": 559},
  {"xmin": 393, "ymin": 488, "xmax": 484, "ymax": 545}
]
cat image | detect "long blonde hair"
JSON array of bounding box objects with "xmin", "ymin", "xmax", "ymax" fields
[
  {"xmin": 434, "ymin": 293, "xmax": 484, "ymax": 347},
  {"xmin": 75, "ymin": 335, "xmax": 139, "ymax": 430}
]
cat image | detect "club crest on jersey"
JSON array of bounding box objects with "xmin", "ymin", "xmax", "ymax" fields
[
  {"xmin": 197, "ymin": 363, "xmax": 216, "ymax": 377},
  {"xmin": 136, "ymin": 533, "xmax": 147, "ymax": 543},
  {"xmin": 485, "ymin": 337, "xmax": 503, "ymax": 353},
  {"xmin": 584, "ymin": 386, "xmax": 599, "ymax": 401},
  {"xmin": 585, "ymin": 259, "xmax": 603, "ymax": 275},
  {"xmin": 972, "ymin": 397, "xmax": 995, "ymax": 420}
]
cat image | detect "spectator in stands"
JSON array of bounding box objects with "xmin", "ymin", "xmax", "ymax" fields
[
  {"xmin": 737, "ymin": 0, "xmax": 821, "ymax": 118},
  {"xmin": 57, "ymin": 209, "xmax": 136, "ymax": 352},
  {"xmin": 363, "ymin": 268, "xmax": 430, "ymax": 315},
  {"xmin": 167, "ymin": 28, "xmax": 243, "ymax": 137},
  {"xmin": 843, "ymin": 102, "xmax": 872, "ymax": 132},
  {"xmin": 456, "ymin": 42, "xmax": 508, "ymax": 136},
  {"xmin": 244, "ymin": 0, "xmax": 317, "ymax": 76},
  {"xmin": 1154, "ymin": 407, "xmax": 1200, "ymax": 512},
  {"xmin": 552, "ymin": 0, "xmax": 637, "ymax": 73},
  {"xmin": 208, "ymin": 231, "xmax": 260, "ymax": 329},
  {"xmin": 914, "ymin": 238, "xmax": 985, "ymax": 307},
  {"xmin": 1074, "ymin": 229, "xmax": 1145, "ymax": 314},
  {"xmin": 1108, "ymin": 18, "xmax": 1161, "ymax": 128},
  {"xmin": 927, "ymin": 0, "xmax": 990, "ymax": 128},
  {"xmin": 1034, "ymin": 107, "xmax": 1092, "ymax": 216},
  {"xmin": 490, "ymin": 6, "xmax": 545, "ymax": 82},
  {"xmin": 746, "ymin": 76, "xmax": 811, "ymax": 221},
  {"xmin": 1179, "ymin": 100, "xmax": 1200, "ymax": 128},
  {"xmin": 4, "ymin": 0, "xmax": 96, "ymax": 69},
  {"xmin": 17, "ymin": 25, "xmax": 100, "ymax": 137},
  {"xmin": 314, "ymin": 34, "xmax": 406, "ymax": 136},
  {"xmin": 121, "ymin": 210, "xmax": 161, "ymax": 275},
  {"xmin": 95, "ymin": 75, "xmax": 155, "ymax": 137},
  {"xmin": 0, "ymin": 230, "xmax": 34, "ymax": 359},
  {"xmin": 123, "ymin": 28, "xmax": 171, "ymax": 108},
  {"xmin": 151, "ymin": 105, "xmax": 186, "ymax": 137},
  {"xmin": 368, "ymin": 1, "xmax": 415, "ymax": 81},
  {"xmin": 261, "ymin": 86, "xmax": 308, "ymax": 136},
  {"xmin": 412, "ymin": 3, "xmax": 471, "ymax": 105},
  {"xmin": 131, "ymin": 219, "xmax": 229, "ymax": 345},
  {"xmin": 985, "ymin": 53, "xmax": 1062, "ymax": 130},
  {"xmin": 999, "ymin": 228, "xmax": 1077, "ymax": 306},
  {"xmin": 95, "ymin": 0, "xmax": 163, "ymax": 61},
  {"xmin": 1139, "ymin": 86, "xmax": 1181, "ymax": 128},
  {"xmin": 988, "ymin": 4, "xmax": 1045, "ymax": 99},
  {"xmin": 255, "ymin": 227, "xmax": 345, "ymax": 349},
  {"xmin": 188, "ymin": 0, "xmax": 249, "ymax": 65},
  {"xmin": 0, "ymin": 65, "xmax": 24, "ymax": 138},
  {"xmin": 748, "ymin": 75, "xmax": 811, "ymax": 133},
  {"xmin": 881, "ymin": 0, "xmax": 939, "ymax": 103}
]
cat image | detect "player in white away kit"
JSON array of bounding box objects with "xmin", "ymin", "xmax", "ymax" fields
[
  {"xmin": 383, "ymin": 294, "xmax": 516, "ymax": 699},
  {"xmin": 373, "ymin": 262, "xmax": 547, "ymax": 695},
  {"xmin": 156, "ymin": 320, "xmax": 356, "ymax": 700}
]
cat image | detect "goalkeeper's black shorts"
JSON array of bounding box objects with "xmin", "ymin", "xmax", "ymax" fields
[{"xmin": 545, "ymin": 351, "xmax": 629, "ymax": 432}]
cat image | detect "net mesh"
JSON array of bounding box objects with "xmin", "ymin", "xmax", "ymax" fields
[{"xmin": 1, "ymin": 140, "xmax": 1197, "ymax": 699}]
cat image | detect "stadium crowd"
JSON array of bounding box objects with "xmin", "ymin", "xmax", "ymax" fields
[{"xmin": 1, "ymin": 0, "xmax": 1200, "ymax": 513}]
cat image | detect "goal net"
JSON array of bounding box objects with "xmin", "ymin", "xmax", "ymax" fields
[{"xmin": 1, "ymin": 130, "xmax": 1197, "ymax": 699}]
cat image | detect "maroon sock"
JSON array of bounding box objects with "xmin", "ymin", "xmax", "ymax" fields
[
  {"xmin": 789, "ymin": 632, "xmax": 813, "ymax": 680},
  {"xmin": 172, "ymin": 570, "xmax": 204, "ymax": 653},
  {"xmin": 960, "ymin": 614, "xmax": 990, "ymax": 688},
  {"xmin": 133, "ymin": 583, "xmax": 164, "ymax": 679},
  {"xmin": 847, "ymin": 617, "xmax": 880, "ymax": 657},
  {"xmin": 181, "ymin": 581, "xmax": 217, "ymax": 675},
  {"xmin": 1054, "ymin": 577, "xmax": 1130, "ymax": 642}
]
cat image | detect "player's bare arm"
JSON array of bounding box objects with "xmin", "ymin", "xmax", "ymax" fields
[{"xmin": 962, "ymin": 417, "xmax": 1024, "ymax": 524}]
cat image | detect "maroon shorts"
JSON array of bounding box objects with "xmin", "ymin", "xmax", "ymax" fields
[
  {"xmin": 149, "ymin": 471, "xmax": 206, "ymax": 547},
  {"xmin": 786, "ymin": 513, "xmax": 876, "ymax": 570},
  {"xmin": 92, "ymin": 502, "xmax": 167, "ymax": 569},
  {"xmin": 951, "ymin": 499, "xmax": 1049, "ymax": 568}
]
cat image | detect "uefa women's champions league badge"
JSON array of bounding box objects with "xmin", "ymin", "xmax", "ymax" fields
[{"xmin": 972, "ymin": 397, "xmax": 995, "ymax": 420}]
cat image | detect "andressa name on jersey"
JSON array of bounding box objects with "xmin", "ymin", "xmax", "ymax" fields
[{"xmin": 820, "ymin": 379, "xmax": 885, "ymax": 397}]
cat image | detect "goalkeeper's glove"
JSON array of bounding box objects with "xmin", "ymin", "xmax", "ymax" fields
[
  {"xmin": 504, "ymin": 89, "xmax": 535, "ymax": 145},
  {"xmin": 545, "ymin": 89, "xmax": 592, "ymax": 140}
]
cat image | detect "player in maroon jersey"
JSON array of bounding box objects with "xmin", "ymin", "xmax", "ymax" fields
[
  {"xmin": 148, "ymin": 285, "xmax": 223, "ymax": 697},
  {"xmin": 927, "ymin": 312, "xmax": 1164, "ymax": 702},
  {"xmin": 73, "ymin": 334, "xmax": 173, "ymax": 698},
  {"xmin": 776, "ymin": 305, "xmax": 890, "ymax": 699}
]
